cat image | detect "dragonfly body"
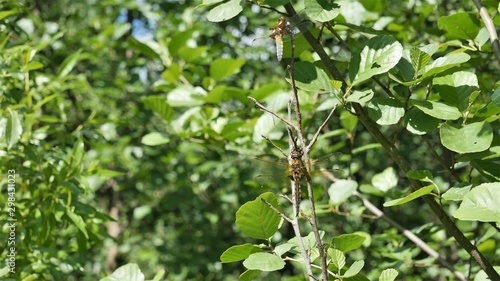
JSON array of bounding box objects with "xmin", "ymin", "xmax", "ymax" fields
[
  {"xmin": 288, "ymin": 150, "xmax": 308, "ymax": 216},
  {"xmin": 268, "ymin": 16, "xmax": 288, "ymax": 61}
]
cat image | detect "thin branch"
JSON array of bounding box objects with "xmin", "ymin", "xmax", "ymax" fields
[
  {"xmin": 261, "ymin": 198, "xmax": 292, "ymax": 224},
  {"xmin": 248, "ymin": 96, "xmax": 299, "ymax": 131},
  {"xmin": 262, "ymin": 135, "xmax": 289, "ymax": 158},
  {"xmin": 306, "ymin": 104, "xmax": 338, "ymax": 153},
  {"xmin": 353, "ymin": 190, "xmax": 468, "ymax": 281},
  {"xmin": 472, "ymin": 0, "xmax": 500, "ymax": 65}
]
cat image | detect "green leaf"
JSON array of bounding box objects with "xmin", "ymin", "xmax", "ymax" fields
[
  {"xmin": 235, "ymin": 192, "xmax": 281, "ymax": 240},
  {"xmin": 384, "ymin": 185, "xmax": 435, "ymax": 207},
  {"xmin": 372, "ymin": 167, "xmax": 398, "ymax": 192},
  {"xmin": 304, "ymin": 0, "xmax": 341, "ymax": 22},
  {"xmin": 243, "ymin": 253, "xmax": 285, "ymax": 271},
  {"xmin": 66, "ymin": 207, "xmax": 89, "ymax": 239},
  {"xmin": 410, "ymin": 46, "xmax": 431, "ymax": 74},
  {"xmin": 438, "ymin": 12, "xmax": 481, "ymax": 40},
  {"xmin": 453, "ymin": 183, "xmax": 500, "ymax": 224},
  {"xmin": 331, "ymin": 233, "xmax": 366, "ymax": 253},
  {"xmin": 404, "ymin": 108, "xmax": 440, "ymax": 135},
  {"xmin": 440, "ymin": 121, "xmax": 493, "ymax": 153},
  {"xmin": 328, "ymin": 248, "xmax": 346, "ymax": 270},
  {"xmin": 406, "ymin": 170, "xmax": 433, "ymax": 182},
  {"xmin": 3, "ymin": 109, "xmax": 23, "ymax": 150},
  {"xmin": 433, "ymin": 71, "xmax": 479, "ymax": 111},
  {"xmin": 418, "ymin": 53, "xmax": 470, "ymax": 80},
  {"xmin": 210, "ymin": 58, "xmax": 246, "ymax": 81},
  {"xmin": 350, "ymin": 35, "xmax": 403, "ymax": 86},
  {"xmin": 57, "ymin": 49, "xmax": 82, "ymax": 78},
  {"xmin": 344, "ymin": 260, "xmax": 364, "ymax": 277},
  {"xmin": 142, "ymin": 96, "xmax": 174, "ymax": 120},
  {"xmin": 442, "ymin": 184, "xmax": 472, "ymax": 201},
  {"xmin": 411, "ymin": 99, "xmax": 461, "ymax": 120},
  {"xmin": 492, "ymin": 88, "xmax": 500, "ymax": 108},
  {"xmin": 206, "ymin": 0, "xmax": 243, "ymax": 22},
  {"xmin": 220, "ymin": 244, "xmax": 263, "ymax": 263},
  {"xmin": 166, "ymin": 86, "xmax": 206, "ymax": 107},
  {"xmin": 141, "ymin": 132, "xmax": 170, "ymax": 146},
  {"xmin": 379, "ymin": 268, "xmax": 399, "ymax": 281},
  {"xmin": 239, "ymin": 270, "xmax": 261, "ymax": 281},
  {"xmin": 100, "ymin": 263, "xmax": 145, "ymax": 281},
  {"xmin": 127, "ymin": 37, "xmax": 160, "ymax": 60},
  {"xmin": 367, "ymin": 98, "xmax": 405, "ymax": 125},
  {"xmin": 345, "ymin": 89, "xmax": 374, "ymax": 104},
  {"xmin": 328, "ymin": 179, "xmax": 358, "ymax": 205},
  {"xmin": 471, "ymin": 159, "xmax": 500, "ymax": 181},
  {"xmin": 290, "ymin": 61, "xmax": 336, "ymax": 92}
]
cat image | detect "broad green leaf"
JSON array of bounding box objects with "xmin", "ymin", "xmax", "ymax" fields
[
  {"xmin": 372, "ymin": 167, "xmax": 398, "ymax": 192},
  {"xmin": 220, "ymin": 244, "xmax": 263, "ymax": 263},
  {"xmin": 384, "ymin": 185, "xmax": 435, "ymax": 207},
  {"xmin": 328, "ymin": 179, "xmax": 358, "ymax": 205},
  {"xmin": 66, "ymin": 207, "xmax": 89, "ymax": 239},
  {"xmin": 471, "ymin": 159, "xmax": 500, "ymax": 181},
  {"xmin": 243, "ymin": 253, "xmax": 285, "ymax": 271},
  {"xmin": 491, "ymin": 88, "xmax": 500, "ymax": 108},
  {"xmin": 178, "ymin": 46, "xmax": 209, "ymax": 62},
  {"xmin": 142, "ymin": 96, "xmax": 174, "ymax": 121},
  {"xmin": 141, "ymin": 132, "xmax": 170, "ymax": 146},
  {"xmin": 406, "ymin": 170, "xmax": 433, "ymax": 182},
  {"xmin": 433, "ymin": 71, "xmax": 479, "ymax": 111},
  {"xmin": 345, "ymin": 89, "xmax": 374, "ymax": 104},
  {"xmin": 344, "ymin": 260, "xmax": 364, "ymax": 277},
  {"xmin": 57, "ymin": 48, "xmax": 82, "ymax": 78},
  {"xmin": 367, "ymin": 98, "xmax": 405, "ymax": 125},
  {"xmin": 127, "ymin": 37, "xmax": 160, "ymax": 60},
  {"xmin": 205, "ymin": 86, "xmax": 248, "ymax": 104},
  {"xmin": 438, "ymin": 13, "xmax": 481, "ymax": 40},
  {"xmin": 239, "ymin": 270, "xmax": 261, "ymax": 281},
  {"xmin": 453, "ymin": 183, "xmax": 500, "ymax": 224},
  {"xmin": 340, "ymin": 110, "xmax": 358, "ymax": 131},
  {"xmin": 210, "ymin": 58, "xmax": 246, "ymax": 81},
  {"xmin": 328, "ymin": 248, "xmax": 346, "ymax": 270},
  {"xmin": 379, "ymin": 268, "xmax": 399, "ymax": 281},
  {"xmin": 206, "ymin": 0, "xmax": 243, "ymax": 22},
  {"xmin": 305, "ymin": 0, "xmax": 341, "ymax": 22},
  {"xmin": 290, "ymin": 61, "xmax": 335, "ymax": 92},
  {"xmin": 442, "ymin": 184, "xmax": 472, "ymax": 201},
  {"xmin": 4, "ymin": 109, "xmax": 22, "ymax": 150},
  {"xmin": 411, "ymin": 99, "xmax": 461, "ymax": 120},
  {"xmin": 410, "ymin": 46, "xmax": 431, "ymax": 74},
  {"xmin": 331, "ymin": 233, "xmax": 366, "ymax": 253},
  {"xmin": 100, "ymin": 263, "xmax": 144, "ymax": 281},
  {"xmin": 350, "ymin": 35, "xmax": 403, "ymax": 86},
  {"xmin": 196, "ymin": 0, "xmax": 224, "ymax": 9},
  {"xmin": 0, "ymin": 10, "xmax": 17, "ymax": 21},
  {"xmin": 235, "ymin": 192, "xmax": 281, "ymax": 240},
  {"xmin": 167, "ymin": 86, "xmax": 206, "ymax": 107},
  {"xmin": 418, "ymin": 53, "xmax": 470, "ymax": 79},
  {"xmin": 404, "ymin": 108, "xmax": 439, "ymax": 135},
  {"xmin": 440, "ymin": 121, "xmax": 493, "ymax": 153}
]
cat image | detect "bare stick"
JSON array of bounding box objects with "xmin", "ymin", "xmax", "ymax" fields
[
  {"xmin": 261, "ymin": 198, "xmax": 292, "ymax": 224},
  {"xmin": 248, "ymin": 96, "xmax": 298, "ymax": 131},
  {"xmin": 306, "ymin": 104, "xmax": 338, "ymax": 154},
  {"xmin": 262, "ymin": 135, "xmax": 288, "ymax": 158}
]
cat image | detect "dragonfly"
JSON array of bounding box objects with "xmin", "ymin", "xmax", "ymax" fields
[
  {"xmin": 254, "ymin": 150, "xmax": 344, "ymax": 216},
  {"xmin": 252, "ymin": 13, "xmax": 313, "ymax": 61}
]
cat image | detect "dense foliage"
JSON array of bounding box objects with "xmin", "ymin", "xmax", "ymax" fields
[{"xmin": 0, "ymin": 0, "xmax": 499, "ymax": 280}]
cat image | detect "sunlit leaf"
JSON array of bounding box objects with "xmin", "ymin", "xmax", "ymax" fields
[
  {"xmin": 453, "ymin": 183, "xmax": 500, "ymax": 224},
  {"xmin": 440, "ymin": 121, "xmax": 493, "ymax": 153},
  {"xmin": 384, "ymin": 185, "xmax": 435, "ymax": 207},
  {"xmin": 243, "ymin": 253, "xmax": 285, "ymax": 271},
  {"xmin": 220, "ymin": 244, "xmax": 263, "ymax": 263},
  {"xmin": 235, "ymin": 192, "xmax": 281, "ymax": 240},
  {"xmin": 350, "ymin": 35, "xmax": 403, "ymax": 86}
]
